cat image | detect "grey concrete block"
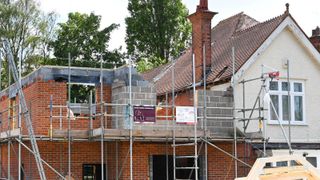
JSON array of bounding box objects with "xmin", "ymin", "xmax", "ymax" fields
[
  {"xmin": 221, "ymin": 109, "xmax": 233, "ymax": 115},
  {"xmin": 219, "ymin": 97, "xmax": 233, "ymax": 103},
  {"xmin": 140, "ymin": 87, "xmax": 152, "ymax": 93},
  {"xmin": 221, "ymin": 121, "xmax": 233, "ymax": 127},
  {"xmin": 133, "ymin": 93, "xmax": 145, "ymax": 99},
  {"xmin": 209, "ymin": 96, "xmax": 220, "ymax": 102},
  {"xmin": 140, "ymin": 100, "xmax": 153, "ymax": 105},
  {"xmin": 207, "ymin": 109, "xmax": 222, "ymax": 115}
]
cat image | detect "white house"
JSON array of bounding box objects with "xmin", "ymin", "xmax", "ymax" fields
[{"xmin": 210, "ymin": 5, "xmax": 320, "ymax": 168}]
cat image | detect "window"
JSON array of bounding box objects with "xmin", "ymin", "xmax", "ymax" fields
[
  {"xmin": 83, "ymin": 164, "xmax": 106, "ymax": 180},
  {"xmin": 269, "ymin": 80, "xmax": 305, "ymax": 124}
]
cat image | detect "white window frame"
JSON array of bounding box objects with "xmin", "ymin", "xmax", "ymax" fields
[{"xmin": 268, "ymin": 80, "xmax": 306, "ymax": 125}]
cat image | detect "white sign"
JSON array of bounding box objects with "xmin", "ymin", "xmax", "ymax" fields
[{"xmin": 176, "ymin": 106, "xmax": 197, "ymax": 124}]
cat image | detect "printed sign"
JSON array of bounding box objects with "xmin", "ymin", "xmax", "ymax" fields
[
  {"xmin": 133, "ymin": 106, "xmax": 156, "ymax": 123},
  {"xmin": 176, "ymin": 106, "xmax": 197, "ymax": 124}
]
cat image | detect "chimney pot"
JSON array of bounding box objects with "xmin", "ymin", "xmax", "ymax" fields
[{"xmin": 197, "ymin": 0, "xmax": 208, "ymax": 11}]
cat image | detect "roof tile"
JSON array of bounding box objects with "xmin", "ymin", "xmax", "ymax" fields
[{"xmin": 143, "ymin": 12, "xmax": 287, "ymax": 95}]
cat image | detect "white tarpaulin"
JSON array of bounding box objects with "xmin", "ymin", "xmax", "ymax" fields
[{"xmin": 176, "ymin": 106, "xmax": 197, "ymax": 124}]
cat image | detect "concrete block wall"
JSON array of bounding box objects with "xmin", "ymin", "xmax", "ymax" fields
[
  {"xmin": 197, "ymin": 90, "xmax": 234, "ymax": 138},
  {"xmin": 111, "ymin": 80, "xmax": 157, "ymax": 129},
  {"xmin": 111, "ymin": 80, "xmax": 195, "ymax": 131}
]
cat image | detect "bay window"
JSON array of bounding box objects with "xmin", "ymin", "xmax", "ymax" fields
[{"xmin": 269, "ymin": 80, "xmax": 305, "ymax": 124}]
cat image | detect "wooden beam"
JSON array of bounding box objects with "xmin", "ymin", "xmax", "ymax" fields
[
  {"xmin": 237, "ymin": 155, "xmax": 320, "ymax": 180},
  {"xmin": 260, "ymin": 170, "xmax": 316, "ymax": 180}
]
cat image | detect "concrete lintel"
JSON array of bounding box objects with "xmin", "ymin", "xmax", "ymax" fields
[{"xmin": 0, "ymin": 65, "xmax": 149, "ymax": 99}]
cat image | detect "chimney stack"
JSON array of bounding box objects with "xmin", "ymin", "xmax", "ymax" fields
[
  {"xmin": 188, "ymin": 0, "xmax": 217, "ymax": 82},
  {"xmin": 310, "ymin": 26, "xmax": 320, "ymax": 52}
]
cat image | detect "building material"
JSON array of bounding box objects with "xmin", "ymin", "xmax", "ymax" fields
[
  {"xmin": 2, "ymin": 39, "xmax": 46, "ymax": 180},
  {"xmin": 235, "ymin": 155, "xmax": 320, "ymax": 180}
]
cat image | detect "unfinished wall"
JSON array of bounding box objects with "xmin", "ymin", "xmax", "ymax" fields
[
  {"xmin": 197, "ymin": 90, "xmax": 234, "ymax": 138},
  {"xmin": 0, "ymin": 141, "xmax": 108, "ymax": 180},
  {"xmin": 111, "ymin": 80, "xmax": 156, "ymax": 129},
  {"xmin": 0, "ymin": 141, "xmax": 256, "ymax": 180},
  {"xmin": 107, "ymin": 141, "xmax": 255, "ymax": 180}
]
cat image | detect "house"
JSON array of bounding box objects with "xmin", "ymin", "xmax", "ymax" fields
[
  {"xmin": 0, "ymin": 66, "xmax": 252, "ymax": 180},
  {"xmin": 144, "ymin": 0, "xmax": 320, "ymax": 174},
  {"xmin": 0, "ymin": 1, "xmax": 258, "ymax": 179},
  {"xmin": 0, "ymin": 64, "xmax": 250, "ymax": 179},
  {"xmin": 0, "ymin": 0, "xmax": 319, "ymax": 180}
]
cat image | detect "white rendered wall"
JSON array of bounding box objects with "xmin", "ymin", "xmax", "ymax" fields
[{"xmin": 213, "ymin": 28, "xmax": 320, "ymax": 143}]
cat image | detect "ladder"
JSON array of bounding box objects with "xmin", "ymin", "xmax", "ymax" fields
[
  {"xmin": 173, "ymin": 142, "xmax": 199, "ymax": 180},
  {"xmin": 2, "ymin": 39, "xmax": 47, "ymax": 180},
  {"xmin": 172, "ymin": 53, "xmax": 199, "ymax": 180}
]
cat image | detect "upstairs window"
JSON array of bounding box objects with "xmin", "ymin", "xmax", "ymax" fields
[
  {"xmin": 269, "ymin": 80, "xmax": 305, "ymax": 124},
  {"xmin": 68, "ymin": 83, "xmax": 96, "ymax": 116},
  {"xmin": 69, "ymin": 83, "xmax": 96, "ymax": 103}
]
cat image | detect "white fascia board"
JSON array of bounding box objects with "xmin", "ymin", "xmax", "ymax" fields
[{"xmin": 233, "ymin": 16, "xmax": 320, "ymax": 83}]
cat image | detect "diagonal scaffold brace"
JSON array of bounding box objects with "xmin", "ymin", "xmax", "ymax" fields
[{"xmin": 2, "ymin": 39, "xmax": 46, "ymax": 180}]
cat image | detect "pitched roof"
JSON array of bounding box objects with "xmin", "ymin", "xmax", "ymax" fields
[{"xmin": 144, "ymin": 12, "xmax": 288, "ymax": 95}]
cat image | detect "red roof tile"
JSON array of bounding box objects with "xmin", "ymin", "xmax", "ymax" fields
[{"xmin": 144, "ymin": 12, "xmax": 287, "ymax": 95}]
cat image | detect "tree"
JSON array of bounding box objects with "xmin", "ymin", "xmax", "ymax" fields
[
  {"xmin": 0, "ymin": 0, "xmax": 57, "ymax": 88},
  {"xmin": 51, "ymin": 12, "xmax": 124, "ymax": 68},
  {"xmin": 125, "ymin": 0, "xmax": 191, "ymax": 71}
]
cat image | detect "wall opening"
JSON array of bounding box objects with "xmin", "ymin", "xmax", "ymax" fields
[
  {"xmin": 83, "ymin": 164, "xmax": 106, "ymax": 180},
  {"xmin": 150, "ymin": 155, "xmax": 200, "ymax": 180},
  {"xmin": 67, "ymin": 83, "xmax": 96, "ymax": 116}
]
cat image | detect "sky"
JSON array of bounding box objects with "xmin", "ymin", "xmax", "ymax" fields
[{"xmin": 40, "ymin": 0, "xmax": 320, "ymax": 51}]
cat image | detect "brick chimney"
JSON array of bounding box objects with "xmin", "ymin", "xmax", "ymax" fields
[
  {"xmin": 188, "ymin": 0, "xmax": 217, "ymax": 81},
  {"xmin": 310, "ymin": 26, "xmax": 320, "ymax": 52}
]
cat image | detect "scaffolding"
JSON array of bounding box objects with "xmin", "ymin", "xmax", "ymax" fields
[
  {"xmin": 0, "ymin": 38, "xmax": 295, "ymax": 180},
  {"xmin": 234, "ymin": 60, "xmax": 294, "ymax": 177}
]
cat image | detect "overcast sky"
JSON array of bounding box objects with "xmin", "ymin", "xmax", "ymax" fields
[{"xmin": 40, "ymin": 0, "xmax": 320, "ymax": 51}]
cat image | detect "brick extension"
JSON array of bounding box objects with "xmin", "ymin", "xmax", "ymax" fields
[
  {"xmin": 0, "ymin": 1, "xmax": 259, "ymax": 179},
  {"xmin": 0, "ymin": 74, "xmax": 256, "ymax": 179}
]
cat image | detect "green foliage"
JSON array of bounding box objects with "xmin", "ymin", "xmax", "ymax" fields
[
  {"xmin": 0, "ymin": 0, "xmax": 57, "ymax": 88},
  {"xmin": 136, "ymin": 56, "xmax": 166, "ymax": 72},
  {"xmin": 51, "ymin": 12, "xmax": 125, "ymax": 69},
  {"xmin": 70, "ymin": 84, "xmax": 95, "ymax": 103},
  {"xmin": 126, "ymin": 0, "xmax": 191, "ymax": 67}
]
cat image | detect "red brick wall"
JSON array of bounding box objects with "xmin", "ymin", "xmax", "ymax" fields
[
  {"xmin": 188, "ymin": 2, "xmax": 215, "ymax": 82},
  {"xmin": 0, "ymin": 141, "xmax": 106, "ymax": 179},
  {"xmin": 157, "ymin": 90, "xmax": 193, "ymax": 120},
  {"xmin": 0, "ymin": 80, "xmax": 256, "ymax": 180},
  {"xmin": 107, "ymin": 141, "xmax": 256, "ymax": 180},
  {"xmin": 0, "ymin": 80, "xmax": 112, "ymax": 136},
  {"xmin": 96, "ymin": 85, "xmax": 112, "ymax": 128},
  {"xmin": 0, "ymin": 141, "xmax": 256, "ymax": 180}
]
